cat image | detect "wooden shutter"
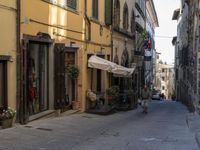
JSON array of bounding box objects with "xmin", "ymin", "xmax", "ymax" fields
[
  {"xmin": 105, "ymin": 0, "xmax": 113, "ymax": 26},
  {"xmin": 54, "ymin": 44, "xmax": 66, "ymax": 109}
]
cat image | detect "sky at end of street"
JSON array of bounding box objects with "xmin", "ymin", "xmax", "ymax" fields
[{"xmin": 154, "ymin": 0, "xmax": 180, "ymax": 65}]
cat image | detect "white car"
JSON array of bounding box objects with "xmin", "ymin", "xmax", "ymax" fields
[{"xmin": 151, "ymin": 90, "xmax": 161, "ymax": 100}]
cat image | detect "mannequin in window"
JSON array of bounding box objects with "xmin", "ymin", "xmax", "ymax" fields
[{"xmin": 28, "ymin": 58, "xmax": 37, "ymax": 115}]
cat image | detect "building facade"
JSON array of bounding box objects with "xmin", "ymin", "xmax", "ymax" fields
[
  {"xmin": 160, "ymin": 63, "xmax": 174, "ymax": 99},
  {"xmin": 0, "ymin": 1, "xmax": 17, "ymax": 111},
  {"xmin": 0, "ymin": 0, "xmax": 159, "ymax": 124},
  {"xmin": 112, "ymin": 0, "xmax": 136, "ymax": 91},
  {"xmin": 173, "ymin": 0, "xmax": 200, "ymax": 112},
  {"xmin": 18, "ymin": 0, "xmax": 114, "ymax": 123},
  {"xmin": 144, "ymin": 0, "xmax": 158, "ymax": 87}
]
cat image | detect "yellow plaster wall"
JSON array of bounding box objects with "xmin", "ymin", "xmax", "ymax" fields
[
  {"xmin": 0, "ymin": 1, "xmax": 17, "ymax": 109},
  {"xmin": 80, "ymin": 0, "xmax": 112, "ymax": 111},
  {"xmin": 20, "ymin": 0, "xmax": 112, "ymax": 112}
]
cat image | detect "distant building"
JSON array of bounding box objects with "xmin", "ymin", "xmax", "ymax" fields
[{"xmin": 156, "ymin": 61, "xmax": 174, "ymax": 99}]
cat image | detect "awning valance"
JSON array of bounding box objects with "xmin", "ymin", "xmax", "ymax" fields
[{"xmin": 88, "ymin": 55, "xmax": 136, "ymax": 77}]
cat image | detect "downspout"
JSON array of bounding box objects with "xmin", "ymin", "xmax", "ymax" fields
[
  {"xmin": 111, "ymin": 0, "xmax": 114, "ymax": 86},
  {"xmin": 16, "ymin": 0, "xmax": 21, "ymax": 122}
]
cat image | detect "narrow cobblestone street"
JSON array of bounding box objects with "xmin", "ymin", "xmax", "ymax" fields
[{"xmin": 0, "ymin": 101, "xmax": 199, "ymax": 150}]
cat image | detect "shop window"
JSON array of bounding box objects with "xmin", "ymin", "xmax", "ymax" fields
[
  {"xmin": 92, "ymin": 0, "xmax": 98, "ymax": 19},
  {"xmin": 123, "ymin": 2, "xmax": 129, "ymax": 30},
  {"xmin": 113, "ymin": 0, "xmax": 120, "ymax": 28},
  {"xmin": 28, "ymin": 43, "xmax": 48, "ymax": 115},
  {"xmin": 0, "ymin": 62, "xmax": 7, "ymax": 108}
]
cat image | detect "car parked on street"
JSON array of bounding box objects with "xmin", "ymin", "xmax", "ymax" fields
[{"xmin": 151, "ymin": 90, "xmax": 161, "ymax": 100}]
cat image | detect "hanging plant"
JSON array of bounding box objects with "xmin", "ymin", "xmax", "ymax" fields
[
  {"xmin": 66, "ymin": 65, "xmax": 79, "ymax": 79},
  {"xmin": 139, "ymin": 30, "xmax": 147, "ymax": 40}
]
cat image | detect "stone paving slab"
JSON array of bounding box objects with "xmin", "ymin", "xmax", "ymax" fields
[
  {"xmin": 0, "ymin": 101, "xmax": 199, "ymax": 150},
  {"xmin": 187, "ymin": 113, "xmax": 200, "ymax": 149}
]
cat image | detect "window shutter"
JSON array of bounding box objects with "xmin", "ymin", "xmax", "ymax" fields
[{"xmin": 105, "ymin": 0, "xmax": 113, "ymax": 26}]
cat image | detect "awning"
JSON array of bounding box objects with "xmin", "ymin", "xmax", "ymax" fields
[
  {"xmin": 88, "ymin": 55, "xmax": 136, "ymax": 77},
  {"xmin": 88, "ymin": 55, "xmax": 115, "ymax": 72}
]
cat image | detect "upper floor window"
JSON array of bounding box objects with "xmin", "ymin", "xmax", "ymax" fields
[
  {"xmin": 66, "ymin": 0, "xmax": 77, "ymax": 10},
  {"xmin": 123, "ymin": 3, "xmax": 129, "ymax": 30},
  {"xmin": 138, "ymin": 0, "xmax": 145, "ymax": 14},
  {"xmin": 131, "ymin": 10, "xmax": 136, "ymax": 33},
  {"xmin": 92, "ymin": 0, "xmax": 98, "ymax": 19},
  {"xmin": 113, "ymin": 0, "xmax": 120, "ymax": 28}
]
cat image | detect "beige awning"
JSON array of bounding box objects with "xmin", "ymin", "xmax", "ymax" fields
[
  {"xmin": 112, "ymin": 65, "xmax": 135, "ymax": 77},
  {"xmin": 88, "ymin": 55, "xmax": 115, "ymax": 72},
  {"xmin": 88, "ymin": 55, "xmax": 136, "ymax": 77}
]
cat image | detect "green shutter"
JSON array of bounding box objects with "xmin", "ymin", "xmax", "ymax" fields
[{"xmin": 105, "ymin": 0, "xmax": 113, "ymax": 26}]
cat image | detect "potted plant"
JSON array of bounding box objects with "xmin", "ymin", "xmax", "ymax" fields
[
  {"xmin": 65, "ymin": 65, "xmax": 79, "ymax": 109},
  {"xmin": 106, "ymin": 86, "xmax": 119, "ymax": 105},
  {"xmin": 65, "ymin": 64, "xmax": 79, "ymax": 79},
  {"xmin": 0, "ymin": 107, "xmax": 16, "ymax": 129}
]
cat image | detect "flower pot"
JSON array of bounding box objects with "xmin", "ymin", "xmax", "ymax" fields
[
  {"xmin": 1, "ymin": 118, "xmax": 13, "ymax": 129},
  {"xmin": 55, "ymin": 109, "xmax": 61, "ymax": 117},
  {"xmin": 72, "ymin": 101, "xmax": 80, "ymax": 110}
]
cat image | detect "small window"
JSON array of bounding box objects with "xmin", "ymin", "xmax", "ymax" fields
[
  {"xmin": 162, "ymin": 68, "xmax": 165, "ymax": 72},
  {"xmin": 162, "ymin": 86, "xmax": 165, "ymax": 90},
  {"xmin": 162, "ymin": 77, "xmax": 165, "ymax": 81},
  {"xmin": 131, "ymin": 11, "xmax": 136, "ymax": 33},
  {"xmin": 113, "ymin": 0, "xmax": 120, "ymax": 27},
  {"xmin": 92, "ymin": 0, "xmax": 98, "ymax": 19},
  {"xmin": 123, "ymin": 3, "xmax": 129, "ymax": 30},
  {"xmin": 67, "ymin": 0, "xmax": 77, "ymax": 10},
  {"xmin": 49, "ymin": 0, "xmax": 57, "ymax": 4}
]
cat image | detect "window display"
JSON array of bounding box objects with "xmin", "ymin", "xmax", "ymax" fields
[{"xmin": 28, "ymin": 43, "xmax": 48, "ymax": 115}]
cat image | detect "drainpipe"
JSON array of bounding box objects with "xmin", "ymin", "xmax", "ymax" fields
[{"xmin": 16, "ymin": 0, "xmax": 21, "ymax": 122}]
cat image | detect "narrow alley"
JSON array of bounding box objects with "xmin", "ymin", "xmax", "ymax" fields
[{"xmin": 0, "ymin": 101, "xmax": 198, "ymax": 150}]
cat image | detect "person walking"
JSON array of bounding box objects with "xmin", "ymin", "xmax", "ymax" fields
[{"xmin": 141, "ymin": 85, "xmax": 151, "ymax": 114}]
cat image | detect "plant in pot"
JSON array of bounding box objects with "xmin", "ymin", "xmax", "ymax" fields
[
  {"xmin": 106, "ymin": 86, "xmax": 119, "ymax": 105},
  {"xmin": 65, "ymin": 65, "xmax": 79, "ymax": 109},
  {"xmin": 0, "ymin": 107, "xmax": 16, "ymax": 129},
  {"xmin": 65, "ymin": 64, "xmax": 79, "ymax": 79}
]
